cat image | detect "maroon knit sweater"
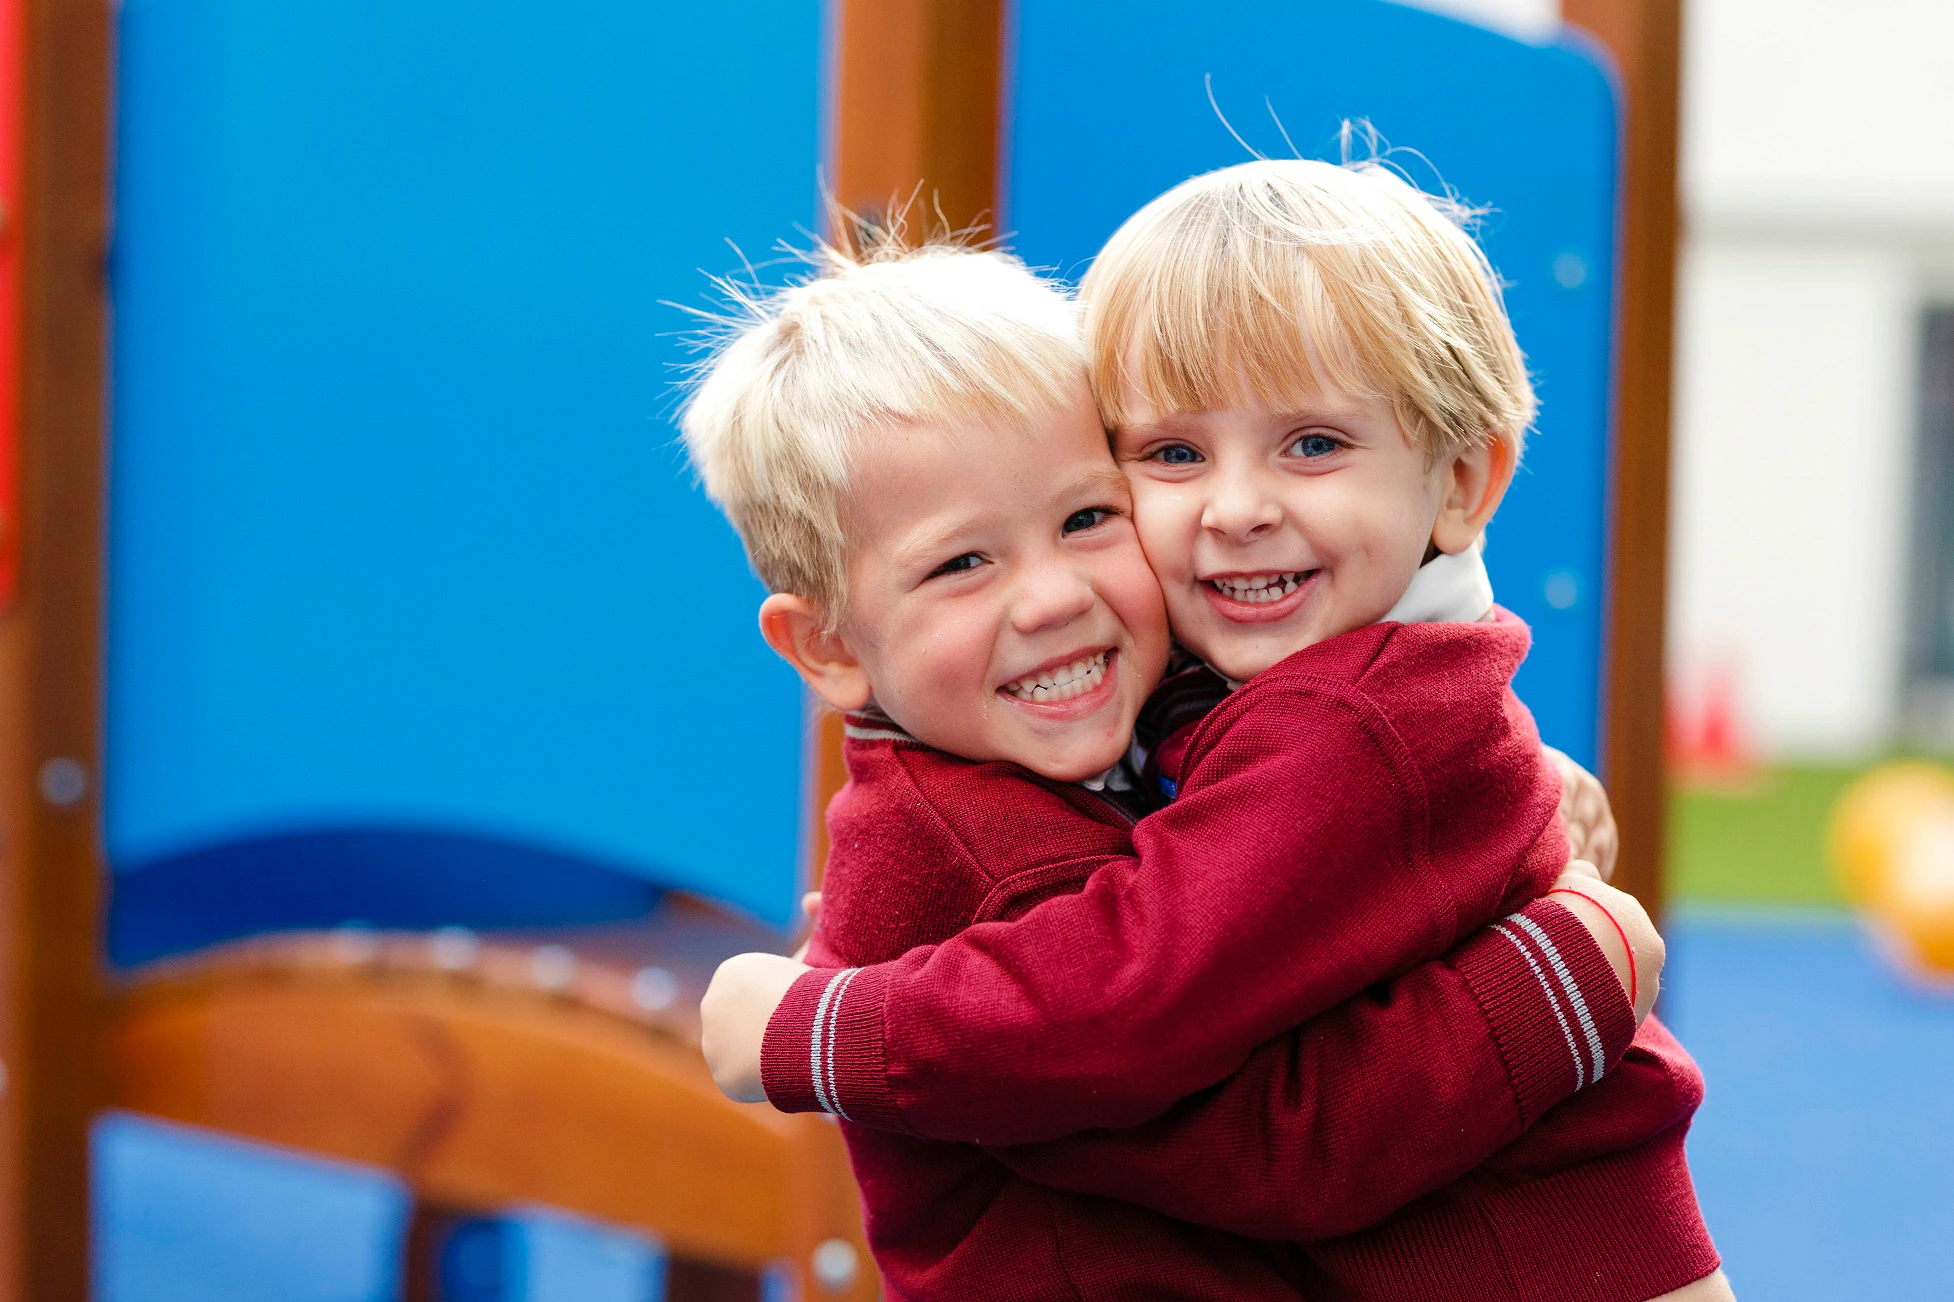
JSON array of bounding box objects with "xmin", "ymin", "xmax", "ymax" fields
[{"xmin": 767, "ymin": 614, "xmax": 1719, "ymax": 1300}]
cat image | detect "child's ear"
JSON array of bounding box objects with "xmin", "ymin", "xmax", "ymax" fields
[
  {"xmin": 758, "ymin": 593, "xmax": 873, "ymax": 712},
  {"xmin": 1431, "ymin": 437, "xmax": 1518, "ymax": 556}
]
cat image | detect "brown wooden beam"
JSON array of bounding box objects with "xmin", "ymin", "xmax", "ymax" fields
[
  {"xmin": 832, "ymin": 0, "xmax": 1004, "ymax": 237},
  {"xmin": 808, "ymin": 0, "xmax": 1008, "ymax": 886},
  {"xmin": 0, "ymin": 0, "xmax": 112, "ymax": 1295},
  {"xmin": 110, "ymin": 931, "xmax": 876, "ymax": 1297},
  {"xmin": 1563, "ymin": 0, "xmax": 1684, "ymax": 918}
]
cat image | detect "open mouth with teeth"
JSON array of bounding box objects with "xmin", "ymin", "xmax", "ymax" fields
[
  {"xmin": 1001, "ymin": 649, "xmax": 1113, "ymax": 704},
  {"xmin": 1206, "ymin": 572, "xmax": 1313, "ymax": 604}
]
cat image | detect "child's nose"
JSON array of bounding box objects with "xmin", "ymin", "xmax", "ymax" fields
[
  {"xmin": 1201, "ymin": 468, "xmax": 1283, "ymax": 541},
  {"xmin": 1011, "ymin": 561, "xmax": 1096, "ymax": 634}
]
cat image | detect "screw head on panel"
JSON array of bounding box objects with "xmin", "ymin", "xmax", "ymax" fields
[
  {"xmin": 37, "ymin": 757, "xmax": 88, "ymax": 807},
  {"xmin": 1543, "ymin": 570, "xmax": 1580, "ymax": 611},
  {"xmin": 531, "ymin": 944, "xmax": 577, "ymax": 992},
  {"xmin": 332, "ymin": 924, "xmax": 381, "ymax": 965},
  {"xmin": 430, "ymin": 926, "xmax": 480, "ymax": 972},
  {"xmin": 631, "ymin": 966, "xmax": 678, "ymax": 1011},
  {"xmin": 811, "ymin": 1238, "xmax": 859, "ymax": 1292}
]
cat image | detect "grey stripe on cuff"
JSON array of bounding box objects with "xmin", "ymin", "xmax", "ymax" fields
[
  {"xmin": 1509, "ymin": 911, "xmax": 1608, "ymax": 1085},
  {"xmin": 809, "ymin": 968, "xmax": 855, "ymax": 1116},
  {"xmin": 1493, "ymin": 920, "xmax": 1586, "ymax": 1089},
  {"xmin": 822, "ymin": 967, "xmax": 861, "ymax": 1121}
]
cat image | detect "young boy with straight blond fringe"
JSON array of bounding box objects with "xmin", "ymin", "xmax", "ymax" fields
[
  {"xmin": 683, "ymin": 202, "xmax": 1690, "ymax": 1298},
  {"xmin": 699, "ymin": 159, "xmax": 1734, "ymax": 1301}
]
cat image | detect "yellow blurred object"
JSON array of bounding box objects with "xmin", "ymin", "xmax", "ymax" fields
[
  {"xmin": 1879, "ymin": 817, "xmax": 1954, "ymax": 971},
  {"xmin": 1828, "ymin": 761, "xmax": 1954, "ymax": 973},
  {"xmin": 1827, "ymin": 762, "xmax": 1954, "ymax": 904}
]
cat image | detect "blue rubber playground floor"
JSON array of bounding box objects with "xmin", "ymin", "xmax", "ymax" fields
[
  {"xmin": 1665, "ymin": 908, "xmax": 1954, "ymax": 1300},
  {"xmin": 94, "ymin": 908, "xmax": 1954, "ymax": 1300}
]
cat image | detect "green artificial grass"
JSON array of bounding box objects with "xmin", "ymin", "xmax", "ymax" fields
[{"xmin": 1666, "ymin": 765, "xmax": 1867, "ymax": 907}]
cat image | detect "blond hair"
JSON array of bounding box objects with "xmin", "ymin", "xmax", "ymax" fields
[
  {"xmin": 1082, "ymin": 158, "xmax": 1535, "ymax": 459},
  {"xmin": 680, "ymin": 234, "xmax": 1086, "ymax": 624}
]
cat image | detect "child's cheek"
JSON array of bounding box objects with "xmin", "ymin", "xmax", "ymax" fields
[
  {"xmin": 1113, "ymin": 560, "xmax": 1168, "ymax": 639},
  {"xmin": 1127, "ymin": 484, "xmax": 1196, "ymax": 581}
]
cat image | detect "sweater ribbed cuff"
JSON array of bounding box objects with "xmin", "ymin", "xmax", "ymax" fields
[
  {"xmin": 760, "ymin": 963, "xmax": 904, "ymax": 1131},
  {"xmin": 1453, "ymin": 898, "xmax": 1638, "ymax": 1126}
]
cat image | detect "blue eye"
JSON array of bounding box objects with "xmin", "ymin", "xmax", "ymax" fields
[
  {"xmin": 929, "ymin": 553, "xmax": 984, "ymax": 578},
  {"xmin": 1152, "ymin": 444, "xmax": 1202, "ymax": 466},
  {"xmin": 1063, "ymin": 507, "xmax": 1113, "ymax": 535},
  {"xmin": 1291, "ymin": 432, "xmax": 1343, "ymax": 458}
]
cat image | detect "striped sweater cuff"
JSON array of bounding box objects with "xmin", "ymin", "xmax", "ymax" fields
[
  {"xmin": 1452, "ymin": 897, "xmax": 1638, "ymax": 1126},
  {"xmin": 759, "ymin": 964, "xmax": 904, "ymax": 1130}
]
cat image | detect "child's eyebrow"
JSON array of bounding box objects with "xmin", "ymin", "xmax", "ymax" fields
[
  {"xmin": 1112, "ymin": 416, "xmax": 1188, "ymax": 438},
  {"xmin": 890, "ymin": 515, "xmax": 986, "ymax": 570},
  {"xmin": 1074, "ymin": 466, "xmax": 1134, "ymax": 501}
]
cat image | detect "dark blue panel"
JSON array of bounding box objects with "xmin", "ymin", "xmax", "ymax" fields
[
  {"xmin": 109, "ymin": 0, "xmax": 823, "ymax": 932},
  {"xmin": 1007, "ymin": 0, "xmax": 1618, "ymax": 766},
  {"xmin": 106, "ymin": 831, "xmax": 660, "ymax": 966}
]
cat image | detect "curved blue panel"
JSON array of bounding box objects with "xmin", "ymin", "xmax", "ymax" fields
[
  {"xmin": 1006, "ymin": 0, "xmax": 1619, "ymax": 767},
  {"xmin": 108, "ymin": 0, "xmax": 822, "ymax": 937}
]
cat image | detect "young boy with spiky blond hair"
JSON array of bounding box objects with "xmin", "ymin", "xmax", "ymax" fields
[{"xmin": 703, "ymin": 165, "xmax": 1730, "ymax": 1301}]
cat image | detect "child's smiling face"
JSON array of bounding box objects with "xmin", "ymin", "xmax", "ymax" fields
[
  {"xmin": 828, "ymin": 385, "xmax": 1170, "ymax": 782},
  {"xmin": 1112, "ymin": 385, "xmax": 1447, "ymax": 683}
]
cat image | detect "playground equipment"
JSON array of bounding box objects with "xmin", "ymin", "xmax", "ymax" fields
[
  {"xmin": 0, "ymin": 0, "xmax": 1682, "ymax": 1295},
  {"xmin": 109, "ymin": 907, "xmax": 872, "ymax": 1297},
  {"xmin": 1831, "ymin": 761, "xmax": 1954, "ymax": 974}
]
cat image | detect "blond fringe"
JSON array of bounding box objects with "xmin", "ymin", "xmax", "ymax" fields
[{"xmin": 1082, "ymin": 158, "xmax": 1536, "ymax": 461}]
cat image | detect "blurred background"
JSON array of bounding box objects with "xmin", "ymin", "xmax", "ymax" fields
[
  {"xmin": 0, "ymin": 0, "xmax": 1948, "ymax": 1298},
  {"xmin": 1657, "ymin": 1, "xmax": 1954, "ymax": 1295}
]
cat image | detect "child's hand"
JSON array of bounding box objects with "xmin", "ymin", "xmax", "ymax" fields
[
  {"xmin": 700, "ymin": 952, "xmax": 810, "ymax": 1103},
  {"xmin": 791, "ymin": 891, "xmax": 822, "ymax": 963},
  {"xmin": 1545, "ymin": 747, "xmax": 1619, "ymax": 882},
  {"xmin": 1547, "ymin": 863, "xmax": 1664, "ymax": 1023}
]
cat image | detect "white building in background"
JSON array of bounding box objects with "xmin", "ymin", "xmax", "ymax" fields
[
  {"xmin": 1669, "ymin": 0, "xmax": 1954, "ymax": 761},
  {"xmin": 1418, "ymin": 0, "xmax": 1954, "ymax": 764}
]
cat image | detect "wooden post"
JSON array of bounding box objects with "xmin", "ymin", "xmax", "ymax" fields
[
  {"xmin": 831, "ymin": 0, "xmax": 1004, "ymax": 237},
  {"xmin": 0, "ymin": 0, "xmax": 112, "ymax": 1294},
  {"xmin": 808, "ymin": 0, "xmax": 1007, "ymax": 888},
  {"xmin": 1563, "ymin": 0, "xmax": 1684, "ymax": 917}
]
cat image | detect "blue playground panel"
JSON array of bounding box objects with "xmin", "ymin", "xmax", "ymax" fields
[
  {"xmin": 106, "ymin": 0, "xmax": 824, "ymax": 960},
  {"xmin": 1007, "ymin": 0, "xmax": 1620, "ymax": 768},
  {"xmin": 95, "ymin": 1114, "xmax": 693, "ymax": 1302},
  {"xmin": 94, "ymin": 1113, "xmax": 410, "ymax": 1302},
  {"xmin": 1666, "ymin": 910, "xmax": 1954, "ymax": 1300}
]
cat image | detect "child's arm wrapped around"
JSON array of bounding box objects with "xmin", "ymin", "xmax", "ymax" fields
[
  {"xmin": 753, "ymin": 664, "xmax": 1565, "ymax": 1144},
  {"xmin": 704, "ymin": 857, "xmax": 1650, "ymax": 1242},
  {"xmin": 980, "ymin": 866, "xmax": 1648, "ymax": 1241}
]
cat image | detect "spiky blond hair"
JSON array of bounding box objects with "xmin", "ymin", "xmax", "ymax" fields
[
  {"xmin": 1082, "ymin": 157, "xmax": 1536, "ymax": 460},
  {"xmin": 680, "ymin": 229, "xmax": 1087, "ymax": 625}
]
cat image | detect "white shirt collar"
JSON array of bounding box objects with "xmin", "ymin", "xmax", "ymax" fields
[{"xmin": 1382, "ymin": 535, "xmax": 1495, "ymax": 626}]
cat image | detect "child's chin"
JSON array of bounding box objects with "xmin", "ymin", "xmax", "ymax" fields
[
  {"xmin": 1195, "ymin": 625, "xmax": 1323, "ymax": 682},
  {"xmin": 1185, "ymin": 639, "xmax": 1270, "ymax": 683},
  {"xmin": 1010, "ymin": 735, "xmax": 1125, "ymax": 785}
]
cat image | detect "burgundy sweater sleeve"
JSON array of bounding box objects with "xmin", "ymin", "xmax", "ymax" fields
[
  {"xmin": 763, "ymin": 689, "xmax": 1525, "ymax": 1143},
  {"xmin": 986, "ymin": 898, "xmax": 1636, "ymax": 1241}
]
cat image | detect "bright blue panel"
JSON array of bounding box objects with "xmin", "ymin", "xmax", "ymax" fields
[
  {"xmin": 507, "ymin": 1206, "xmax": 667, "ymax": 1302},
  {"xmin": 1007, "ymin": 0, "xmax": 1618, "ymax": 766},
  {"xmin": 109, "ymin": 0, "xmax": 822, "ymax": 927},
  {"xmin": 94, "ymin": 1112, "xmax": 410, "ymax": 1302}
]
